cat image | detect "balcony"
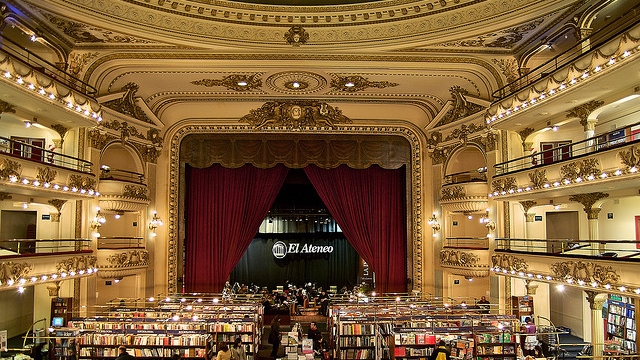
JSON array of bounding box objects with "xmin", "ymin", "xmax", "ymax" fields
[
  {"xmin": 491, "ymin": 238, "xmax": 640, "ymax": 297},
  {"xmin": 0, "ymin": 238, "xmax": 96, "ymax": 292},
  {"xmin": 490, "ymin": 127, "xmax": 640, "ymax": 201},
  {"xmin": 0, "ymin": 34, "xmax": 101, "ymax": 127},
  {"xmin": 0, "ymin": 137, "xmax": 97, "ymax": 199},
  {"xmin": 440, "ymin": 170, "xmax": 489, "ymax": 213},
  {"xmin": 95, "ymin": 237, "xmax": 149, "ymax": 279},
  {"xmin": 439, "ymin": 237, "xmax": 490, "ymax": 278},
  {"xmin": 98, "ymin": 168, "xmax": 149, "ymax": 212}
]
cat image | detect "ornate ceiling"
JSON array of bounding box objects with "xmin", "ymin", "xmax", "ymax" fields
[{"xmin": 1, "ymin": 0, "xmax": 631, "ymax": 132}]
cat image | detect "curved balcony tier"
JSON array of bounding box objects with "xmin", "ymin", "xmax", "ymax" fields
[
  {"xmin": 96, "ymin": 248, "xmax": 150, "ymax": 279},
  {"xmin": 98, "ymin": 179, "xmax": 150, "ymax": 212},
  {"xmin": 440, "ymin": 182, "xmax": 489, "ymax": 213}
]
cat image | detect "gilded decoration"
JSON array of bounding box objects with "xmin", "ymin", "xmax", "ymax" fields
[
  {"xmin": 444, "ymin": 123, "xmax": 485, "ymax": 143},
  {"xmin": 0, "ymin": 261, "xmax": 33, "ymax": 284},
  {"xmin": 36, "ymin": 167, "xmax": 57, "ymax": 184},
  {"xmin": 284, "ymin": 25, "xmax": 309, "ymax": 46},
  {"xmin": 528, "ymin": 169, "xmax": 547, "ymax": 189},
  {"xmin": 101, "ymin": 120, "xmax": 146, "ymax": 142},
  {"xmin": 585, "ymin": 291, "xmax": 607, "ymax": 311},
  {"xmin": 442, "ymin": 16, "xmax": 546, "ymax": 49},
  {"xmin": 568, "ymin": 192, "xmax": 609, "ymax": 220},
  {"xmin": 426, "ymin": 132, "xmax": 442, "ymax": 149},
  {"xmin": 491, "ymin": 58, "xmax": 520, "ymax": 87},
  {"xmin": 50, "ymin": 124, "xmax": 69, "ymax": 145},
  {"xmin": 480, "ymin": 131, "xmax": 498, "ymax": 152},
  {"xmin": 491, "ymin": 177, "xmax": 517, "ymax": 194},
  {"xmin": 131, "ymin": 142, "xmax": 161, "ymax": 164},
  {"xmin": 0, "ymin": 192, "xmax": 12, "ymax": 201},
  {"xmin": 43, "ymin": 12, "xmax": 153, "ymax": 44},
  {"xmin": 566, "ymin": 100, "xmax": 605, "ymax": 128},
  {"xmin": 0, "ymin": 100, "xmax": 16, "ymax": 114},
  {"xmin": 56, "ymin": 255, "xmax": 98, "ymax": 273},
  {"xmin": 191, "ymin": 74, "xmax": 262, "ymax": 92},
  {"xmin": 491, "ymin": 253, "xmax": 528, "ymax": 272},
  {"xmin": 518, "ymin": 127, "xmax": 535, "ymax": 145},
  {"xmin": 560, "ymin": 158, "xmax": 600, "ymax": 181},
  {"xmin": 265, "ymin": 72, "xmax": 327, "ymax": 95},
  {"xmin": 441, "ymin": 185, "xmax": 465, "ymax": 201},
  {"xmin": 0, "ymin": 158, "xmax": 21, "ymax": 179},
  {"xmin": 88, "ymin": 128, "xmax": 117, "ymax": 150},
  {"xmin": 436, "ymin": 86, "xmax": 485, "ymax": 126},
  {"xmin": 68, "ymin": 174, "xmax": 97, "ymax": 191},
  {"xmin": 102, "ymin": 83, "xmax": 153, "ymax": 124},
  {"xmin": 330, "ymin": 75, "xmax": 399, "ymax": 93},
  {"xmin": 180, "ymin": 134, "xmax": 410, "ymax": 170},
  {"xmin": 104, "ymin": 250, "xmax": 150, "ymax": 267},
  {"xmin": 551, "ymin": 260, "xmax": 619, "ymax": 284},
  {"xmin": 440, "ymin": 249, "xmax": 479, "ymax": 266},
  {"xmin": 67, "ymin": 52, "xmax": 99, "ymax": 78},
  {"xmin": 519, "ymin": 200, "xmax": 537, "ymax": 213},
  {"xmin": 619, "ymin": 146, "xmax": 640, "ymax": 171},
  {"xmin": 240, "ymin": 101, "xmax": 352, "ymax": 130},
  {"xmin": 429, "ymin": 148, "xmax": 447, "ymax": 165},
  {"xmin": 48, "ymin": 199, "xmax": 67, "ymax": 212},
  {"xmin": 123, "ymin": 184, "xmax": 149, "ymax": 200}
]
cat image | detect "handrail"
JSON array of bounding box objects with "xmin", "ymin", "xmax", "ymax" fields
[
  {"xmin": 97, "ymin": 237, "xmax": 145, "ymax": 250},
  {"xmin": 494, "ymin": 121, "xmax": 640, "ymax": 175},
  {"xmin": 0, "ymin": 136, "xmax": 93, "ymax": 174},
  {"xmin": 0, "ymin": 34, "xmax": 98, "ymax": 95},
  {"xmin": 444, "ymin": 237, "xmax": 489, "ymax": 249},
  {"xmin": 443, "ymin": 169, "xmax": 487, "ymax": 185},
  {"xmin": 0, "ymin": 238, "xmax": 92, "ymax": 255},
  {"xmin": 495, "ymin": 238, "xmax": 640, "ymax": 258},
  {"xmin": 491, "ymin": 16, "xmax": 640, "ymax": 101},
  {"xmin": 100, "ymin": 167, "xmax": 146, "ymax": 184}
]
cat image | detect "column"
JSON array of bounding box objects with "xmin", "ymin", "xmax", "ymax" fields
[
  {"xmin": 568, "ymin": 192, "xmax": 609, "ymax": 255},
  {"xmin": 586, "ymin": 291, "xmax": 607, "ymax": 358},
  {"xmin": 567, "ymin": 101, "xmax": 604, "ymax": 154},
  {"xmin": 520, "ymin": 201, "xmax": 537, "ymax": 251}
]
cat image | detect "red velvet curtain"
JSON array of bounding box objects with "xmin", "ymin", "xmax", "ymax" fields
[
  {"xmin": 304, "ymin": 164, "xmax": 407, "ymax": 293},
  {"xmin": 185, "ymin": 163, "xmax": 289, "ymax": 293}
]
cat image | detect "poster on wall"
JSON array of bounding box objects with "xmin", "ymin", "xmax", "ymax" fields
[{"xmin": 0, "ymin": 330, "xmax": 7, "ymax": 351}]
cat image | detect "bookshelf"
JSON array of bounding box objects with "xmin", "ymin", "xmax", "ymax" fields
[
  {"xmin": 51, "ymin": 298, "xmax": 73, "ymax": 328},
  {"xmin": 606, "ymin": 296, "xmax": 636, "ymax": 353},
  {"xmin": 50, "ymin": 328, "xmax": 78, "ymax": 360},
  {"xmin": 475, "ymin": 333, "xmax": 516, "ymax": 360},
  {"xmin": 510, "ymin": 296, "xmax": 533, "ymax": 322},
  {"xmin": 70, "ymin": 302, "xmax": 263, "ymax": 360}
]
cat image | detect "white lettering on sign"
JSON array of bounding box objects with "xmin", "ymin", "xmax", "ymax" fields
[{"xmin": 272, "ymin": 241, "xmax": 334, "ymax": 259}]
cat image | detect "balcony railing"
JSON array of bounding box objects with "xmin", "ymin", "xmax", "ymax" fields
[
  {"xmin": 495, "ymin": 238, "xmax": 640, "ymax": 259},
  {"xmin": 99, "ymin": 167, "xmax": 145, "ymax": 184},
  {"xmin": 491, "ymin": 16, "xmax": 640, "ymax": 101},
  {"xmin": 0, "ymin": 34, "xmax": 97, "ymax": 95},
  {"xmin": 0, "ymin": 136, "xmax": 93, "ymax": 173},
  {"xmin": 443, "ymin": 169, "xmax": 487, "ymax": 185},
  {"xmin": 494, "ymin": 122, "xmax": 640, "ymax": 175},
  {"xmin": 444, "ymin": 237, "xmax": 489, "ymax": 250},
  {"xmin": 0, "ymin": 239, "xmax": 92, "ymax": 256},
  {"xmin": 97, "ymin": 237, "xmax": 145, "ymax": 250}
]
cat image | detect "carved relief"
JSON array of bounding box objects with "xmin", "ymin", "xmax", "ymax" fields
[
  {"xmin": 528, "ymin": 169, "xmax": 547, "ymax": 189},
  {"xmin": 480, "ymin": 131, "xmax": 498, "ymax": 152},
  {"xmin": 330, "ymin": 75, "xmax": 398, "ymax": 93},
  {"xmin": 441, "ymin": 186, "xmax": 465, "ymax": 201},
  {"xmin": 491, "ymin": 177, "xmax": 517, "ymax": 194},
  {"xmin": 101, "ymin": 120, "xmax": 146, "ymax": 142},
  {"xmin": 191, "ymin": 74, "xmax": 262, "ymax": 92},
  {"xmin": 67, "ymin": 52, "xmax": 99, "ymax": 78},
  {"xmin": 566, "ymin": 100, "xmax": 605, "ymax": 128},
  {"xmin": 88, "ymin": 128, "xmax": 118, "ymax": 150},
  {"xmin": 105, "ymin": 250, "xmax": 150, "ymax": 267},
  {"xmin": 284, "ymin": 25, "xmax": 309, "ymax": 46},
  {"xmin": 68, "ymin": 175, "xmax": 97, "ymax": 191},
  {"xmin": 240, "ymin": 101, "xmax": 352, "ymax": 129},
  {"xmin": 50, "ymin": 124, "xmax": 69, "ymax": 145},
  {"xmin": 551, "ymin": 260, "xmax": 619, "ymax": 284},
  {"xmin": 619, "ymin": 146, "xmax": 640, "ymax": 171},
  {"xmin": 0, "ymin": 100, "xmax": 16, "ymax": 114},
  {"xmin": 36, "ymin": 167, "xmax": 57, "ymax": 184},
  {"xmin": 132, "ymin": 143, "xmax": 161, "ymax": 164},
  {"xmin": 0, "ymin": 159, "xmax": 21, "ymax": 179},
  {"xmin": 123, "ymin": 185, "xmax": 149, "ymax": 200},
  {"xmin": 491, "ymin": 58, "xmax": 520, "ymax": 86},
  {"xmin": 440, "ymin": 249, "xmax": 479, "ymax": 266},
  {"xmin": 444, "ymin": 123, "xmax": 485, "ymax": 143},
  {"xmin": 560, "ymin": 158, "xmax": 601, "ymax": 181},
  {"xmin": 429, "ymin": 147, "xmax": 447, "ymax": 165},
  {"xmin": 491, "ymin": 253, "xmax": 528, "ymax": 272},
  {"xmin": 518, "ymin": 127, "xmax": 535, "ymax": 145},
  {"xmin": 102, "ymin": 83, "xmax": 153, "ymax": 124},
  {"xmin": 568, "ymin": 192, "xmax": 609, "ymax": 220},
  {"xmin": 0, "ymin": 192, "xmax": 12, "ymax": 201},
  {"xmin": 0, "ymin": 261, "xmax": 33, "ymax": 284},
  {"xmin": 56, "ymin": 255, "xmax": 98, "ymax": 273},
  {"xmin": 437, "ymin": 86, "xmax": 485, "ymax": 126}
]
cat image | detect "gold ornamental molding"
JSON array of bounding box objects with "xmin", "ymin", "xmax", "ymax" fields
[
  {"xmin": 566, "ymin": 100, "xmax": 605, "ymax": 129},
  {"xmin": 98, "ymin": 250, "xmax": 149, "ymax": 279},
  {"xmin": 619, "ymin": 146, "xmax": 640, "ymax": 171},
  {"xmin": 441, "ymin": 185, "xmax": 465, "ymax": 201},
  {"xmin": 568, "ymin": 192, "xmax": 609, "ymax": 220},
  {"xmin": 0, "ymin": 192, "xmax": 12, "ymax": 201},
  {"xmin": 436, "ymin": 86, "xmax": 486, "ymax": 127},
  {"xmin": 240, "ymin": 100, "xmax": 352, "ymax": 130},
  {"xmin": 528, "ymin": 169, "xmax": 547, "ymax": 189},
  {"xmin": 191, "ymin": 74, "xmax": 262, "ymax": 92},
  {"xmin": 491, "ymin": 177, "xmax": 517, "ymax": 194},
  {"xmin": 284, "ymin": 25, "xmax": 309, "ymax": 46},
  {"xmin": 36, "ymin": 167, "xmax": 58, "ymax": 184},
  {"xmin": 0, "ymin": 261, "xmax": 34, "ymax": 285},
  {"xmin": 56, "ymin": 255, "xmax": 98, "ymax": 273},
  {"xmin": 0, "ymin": 100, "xmax": 16, "ymax": 114},
  {"xmin": 440, "ymin": 249, "xmax": 479, "ymax": 266},
  {"xmin": 69, "ymin": 174, "xmax": 97, "ymax": 191},
  {"xmin": 491, "ymin": 253, "xmax": 528, "ymax": 273},
  {"xmin": 122, "ymin": 184, "xmax": 149, "ymax": 200},
  {"xmin": 330, "ymin": 75, "xmax": 399, "ymax": 93},
  {"xmin": 560, "ymin": 158, "xmax": 600, "ymax": 182},
  {"xmin": 0, "ymin": 158, "xmax": 22, "ymax": 179},
  {"xmin": 103, "ymin": 83, "xmax": 153, "ymax": 124},
  {"xmin": 551, "ymin": 260, "xmax": 620, "ymax": 285},
  {"xmin": 167, "ymin": 123, "xmax": 425, "ymax": 294}
]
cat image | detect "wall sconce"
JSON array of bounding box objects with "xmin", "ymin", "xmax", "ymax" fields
[
  {"xmin": 479, "ymin": 209, "xmax": 496, "ymax": 231},
  {"xmin": 428, "ymin": 213, "xmax": 440, "ymax": 234},
  {"xmin": 148, "ymin": 211, "xmax": 163, "ymax": 236},
  {"xmin": 90, "ymin": 208, "xmax": 106, "ymax": 237}
]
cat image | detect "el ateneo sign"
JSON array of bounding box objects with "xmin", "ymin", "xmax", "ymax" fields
[{"xmin": 272, "ymin": 240, "xmax": 334, "ymax": 259}]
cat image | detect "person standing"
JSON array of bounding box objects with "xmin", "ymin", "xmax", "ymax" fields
[
  {"xmin": 429, "ymin": 340, "xmax": 451, "ymax": 360},
  {"xmin": 307, "ymin": 322, "xmax": 323, "ymax": 354},
  {"xmin": 115, "ymin": 346, "xmax": 135, "ymax": 360},
  {"xmin": 269, "ymin": 316, "xmax": 282, "ymax": 359},
  {"xmin": 216, "ymin": 343, "xmax": 232, "ymax": 360},
  {"xmin": 523, "ymin": 317, "xmax": 537, "ymax": 356},
  {"xmin": 477, "ymin": 296, "xmax": 490, "ymax": 314},
  {"xmin": 232, "ymin": 337, "xmax": 247, "ymax": 360}
]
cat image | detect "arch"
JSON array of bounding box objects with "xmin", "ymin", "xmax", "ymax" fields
[
  {"xmin": 101, "ymin": 142, "xmax": 144, "ymax": 175},
  {"xmin": 166, "ymin": 124, "xmax": 426, "ymax": 295},
  {"xmin": 444, "ymin": 145, "xmax": 487, "ymax": 177}
]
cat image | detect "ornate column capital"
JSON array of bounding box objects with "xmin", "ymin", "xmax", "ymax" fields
[
  {"xmin": 585, "ymin": 290, "xmax": 606, "ymax": 310},
  {"xmin": 566, "ymin": 100, "xmax": 604, "ymax": 131},
  {"xmin": 568, "ymin": 192, "xmax": 609, "ymax": 219}
]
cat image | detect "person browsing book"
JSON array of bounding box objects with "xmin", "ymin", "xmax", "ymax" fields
[
  {"xmin": 429, "ymin": 340, "xmax": 451, "ymax": 360},
  {"xmin": 115, "ymin": 346, "xmax": 135, "ymax": 360}
]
